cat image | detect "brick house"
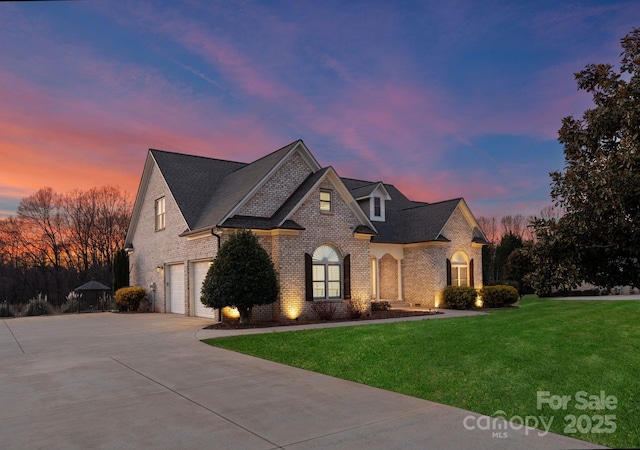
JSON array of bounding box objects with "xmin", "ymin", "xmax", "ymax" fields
[{"xmin": 124, "ymin": 140, "xmax": 488, "ymax": 321}]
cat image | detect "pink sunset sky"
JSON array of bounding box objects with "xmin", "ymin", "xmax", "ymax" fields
[{"xmin": 1, "ymin": 1, "xmax": 639, "ymax": 220}]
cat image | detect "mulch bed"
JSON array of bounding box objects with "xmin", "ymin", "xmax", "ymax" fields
[{"xmin": 204, "ymin": 309, "xmax": 443, "ymax": 329}]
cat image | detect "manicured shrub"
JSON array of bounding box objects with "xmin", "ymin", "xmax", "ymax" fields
[
  {"xmin": 201, "ymin": 229, "xmax": 278, "ymax": 324},
  {"xmin": 441, "ymin": 286, "xmax": 477, "ymax": 310},
  {"xmin": 346, "ymin": 296, "xmax": 369, "ymax": 319},
  {"xmin": 0, "ymin": 303, "xmax": 15, "ymax": 317},
  {"xmin": 311, "ymin": 301, "xmax": 339, "ymax": 320},
  {"xmin": 24, "ymin": 296, "xmax": 54, "ymax": 316},
  {"xmin": 371, "ymin": 301, "xmax": 391, "ymax": 312},
  {"xmin": 480, "ymin": 285, "xmax": 519, "ymax": 308},
  {"xmin": 114, "ymin": 286, "xmax": 147, "ymax": 312}
]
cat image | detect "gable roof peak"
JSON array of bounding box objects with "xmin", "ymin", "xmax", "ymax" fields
[
  {"xmin": 400, "ymin": 197, "xmax": 462, "ymax": 212},
  {"xmin": 211, "ymin": 139, "xmax": 321, "ymax": 228},
  {"xmin": 246, "ymin": 139, "xmax": 301, "ymax": 165}
]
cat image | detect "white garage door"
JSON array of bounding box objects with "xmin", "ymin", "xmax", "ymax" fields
[
  {"xmin": 167, "ymin": 264, "xmax": 185, "ymax": 315},
  {"xmin": 193, "ymin": 261, "xmax": 216, "ymax": 319}
]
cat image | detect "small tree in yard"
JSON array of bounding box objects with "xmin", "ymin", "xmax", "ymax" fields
[{"xmin": 201, "ymin": 229, "xmax": 278, "ymax": 324}]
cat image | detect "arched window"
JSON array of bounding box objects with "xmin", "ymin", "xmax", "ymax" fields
[
  {"xmin": 312, "ymin": 245, "xmax": 342, "ymax": 299},
  {"xmin": 450, "ymin": 251, "xmax": 469, "ymax": 287}
]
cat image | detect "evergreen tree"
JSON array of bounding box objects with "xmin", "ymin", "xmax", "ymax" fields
[
  {"xmin": 112, "ymin": 248, "xmax": 129, "ymax": 292},
  {"xmin": 201, "ymin": 229, "xmax": 278, "ymax": 323}
]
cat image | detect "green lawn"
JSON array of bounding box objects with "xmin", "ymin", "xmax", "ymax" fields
[{"xmin": 204, "ymin": 297, "xmax": 640, "ymax": 448}]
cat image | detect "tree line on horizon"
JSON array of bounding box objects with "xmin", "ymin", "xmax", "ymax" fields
[
  {"xmin": 0, "ymin": 185, "xmax": 132, "ymax": 305},
  {"xmin": 1, "ymin": 29, "xmax": 638, "ymax": 305}
]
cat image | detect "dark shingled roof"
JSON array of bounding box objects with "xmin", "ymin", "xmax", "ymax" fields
[
  {"xmin": 221, "ymin": 216, "xmax": 305, "ymax": 230},
  {"xmin": 149, "ymin": 143, "xmax": 477, "ymax": 245},
  {"xmin": 220, "ymin": 168, "xmax": 331, "ymax": 231},
  {"xmin": 347, "ymin": 181, "xmax": 379, "ymax": 199},
  {"xmin": 196, "ymin": 141, "xmax": 299, "ymax": 230},
  {"xmin": 75, "ymin": 280, "xmax": 111, "ymax": 291},
  {"xmin": 389, "ymin": 199, "xmax": 461, "ymax": 244},
  {"xmin": 151, "ymin": 149, "xmax": 246, "ymax": 230},
  {"xmin": 151, "ymin": 141, "xmax": 300, "ymax": 232},
  {"xmin": 342, "ymin": 177, "xmax": 464, "ymax": 244}
]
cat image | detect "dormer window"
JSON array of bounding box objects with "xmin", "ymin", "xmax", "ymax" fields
[
  {"xmin": 373, "ymin": 197, "xmax": 381, "ymax": 217},
  {"xmin": 354, "ymin": 182, "xmax": 390, "ymax": 222},
  {"xmin": 369, "ymin": 194, "xmax": 386, "ymax": 221},
  {"xmin": 320, "ymin": 189, "xmax": 332, "ymax": 212}
]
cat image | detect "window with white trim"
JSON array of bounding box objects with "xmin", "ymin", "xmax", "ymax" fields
[
  {"xmin": 312, "ymin": 245, "xmax": 341, "ymax": 299},
  {"xmin": 155, "ymin": 197, "xmax": 166, "ymax": 231},
  {"xmin": 373, "ymin": 197, "xmax": 381, "ymax": 217}
]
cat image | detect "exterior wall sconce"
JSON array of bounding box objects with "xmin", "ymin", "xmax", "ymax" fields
[{"xmin": 156, "ymin": 265, "xmax": 164, "ymax": 274}]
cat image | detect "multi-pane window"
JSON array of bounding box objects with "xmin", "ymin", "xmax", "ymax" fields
[
  {"xmin": 312, "ymin": 265, "xmax": 325, "ymax": 298},
  {"xmin": 320, "ymin": 189, "xmax": 332, "ymax": 212},
  {"xmin": 452, "ymin": 265, "xmax": 468, "ymax": 286},
  {"xmin": 373, "ymin": 197, "xmax": 381, "ymax": 217},
  {"xmin": 155, "ymin": 197, "xmax": 166, "ymax": 231},
  {"xmin": 451, "ymin": 252, "xmax": 468, "ymax": 286},
  {"xmin": 312, "ymin": 245, "xmax": 341, "ymax": 299}
]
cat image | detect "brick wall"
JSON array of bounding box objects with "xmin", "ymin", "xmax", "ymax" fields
[
  {"xmin": 402, "ymin": 245, "xmax": 444, "ymax": 307},
  {"xmin": 379, "ymin": 253, "xmax": 399, "ymax": 300},
  {"xmin": 131, "ymin": 154, "xmax": 483, "ymax": 320},
  {"xmin": 402, "ymin": 206, "xmax": 483, "ymax": 307},
  {"xmin": 238, "ymin": 151, "xmax": 313, "ymax": 217},
  {"xmin": 129, "ymin": 163, "xmax": 219, "ymax": 316},
  {"xmin": 217, "ymin": 174, "xmax": 372, "ymax": 322},
  {"xmin": 278, "ymin": 178, "xmax": 371, "ymax": 320}
]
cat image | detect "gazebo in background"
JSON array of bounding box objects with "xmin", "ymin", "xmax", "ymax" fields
[{"xmin": 72, "ymin": 280, "xmax": 113, "ymax": 313}]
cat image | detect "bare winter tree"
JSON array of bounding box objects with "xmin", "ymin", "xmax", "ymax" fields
[
  {"xmin": 500, "ymin": 214, "xmax": 527, "ymax": 239},
  {"xmin": 17, "ymin": 187, "xmax": 68, "ymax": 270},
  {"xmin": 477, "ymin": 216, "xmax": 499, "ymax": 244},
  {"xmin": 63, "ymin": 186, "xmax": 130, "ymax": 275},
  {"xmin": 1, "ymin": 186, "xmax": 132, "ymax": 303},
  {"xmin": 539, "ymin": 204, "xmax": 564, "ymax": 221}
]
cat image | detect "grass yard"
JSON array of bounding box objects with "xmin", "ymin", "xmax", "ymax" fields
[{"xmin": 204, "ymin": 296, "xmax": 640, "ymax": 448}]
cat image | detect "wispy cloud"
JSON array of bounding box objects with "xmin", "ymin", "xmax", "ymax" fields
[{"xmin": 1, "ymin": 0, "xmax": 638, "ymax": 222}]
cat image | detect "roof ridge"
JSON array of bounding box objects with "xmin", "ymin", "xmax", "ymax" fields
[
  {"xmin": 243, "ymin": 139, "xmax": 302, "ymax": 165},
  {"xmin": 149, "ymin": 148, "xmax": 248, "ymax": 165},
  {"xmin": 400, "ymin": 197, "xmax": 462, "ymax": 211},
  {"xmin": 340, "ymin": 176, "xmax": 376, "ymax": 184}
]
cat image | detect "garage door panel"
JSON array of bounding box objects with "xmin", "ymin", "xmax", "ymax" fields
[
  {"xmin": 193, "ymin": 261, "xmax": 216, "ymax": 319},
  {"xmin": 168, "ymin": 264, "xmax": 185, "ymax": 315}
]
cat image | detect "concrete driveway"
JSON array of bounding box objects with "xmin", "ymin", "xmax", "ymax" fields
[{"xmin": 0, "ymin": 313, "xmax": 603, "ymax": 449}]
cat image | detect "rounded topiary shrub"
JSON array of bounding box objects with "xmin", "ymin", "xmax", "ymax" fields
[
  {"xmin": 201, "ymin": 229, "xmax": 278, "ymax": 324},
  {"xmin": 480, "ymin": 285, "xmax": 519, "ymax": 308},
  {"xmin": 114, "ymin": 286, "xmax": 147, "ymax": 312},
  {"xmin": 441, "ymin": 286, "xmax": 478, "ymax": 310}
]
